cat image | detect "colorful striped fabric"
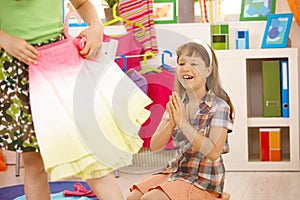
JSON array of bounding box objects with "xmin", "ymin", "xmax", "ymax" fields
[
  {"xmin": 199, "ymin": 0, "xmax": 224, "ymax": 22},
  {"xmin": 118, "ymin": 0, "xmax": 158, "ymax": 54},
  {"xmin": 199, "ymin": 0, "xmax": 209, "ymax": 22}
]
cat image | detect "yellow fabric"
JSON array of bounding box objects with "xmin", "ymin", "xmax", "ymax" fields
[{"xmin": 30, "ymin": 52, "xmax": 152, "ymax": 181}]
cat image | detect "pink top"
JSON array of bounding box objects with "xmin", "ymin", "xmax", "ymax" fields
[
  {"xmin": 103, "ymin": 30, "xmax": 143, "ymax": 72},
  {"xmin": 139, "ymin": 70, "xmax": 175, "ymax": 149}
]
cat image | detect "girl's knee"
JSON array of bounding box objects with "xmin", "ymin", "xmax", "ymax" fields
[
  {"xmin": 23, "ymin": 152, "xmax": 43, "ymax": 165},
  {"xmin": 22, "ymin": 152, "xmax": 45, "ymax": 172},
  {"xmin": 127, "ymin": 188, "xmax": 143, "ymax": 200},
  {"xmin": 126, "ymin": 193, "xmax": 135, "ymax": 200},
  {"xmin": 220, "ymin": 192, "xmax": 230, "ymax": 200},
  {"xmin": 140, "ymin": 189, "xmax": 170, "ymax": 200}
]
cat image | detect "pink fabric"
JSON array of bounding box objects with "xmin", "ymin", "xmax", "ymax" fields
[
  {"xmin": 30, "ymin": 38, "xmax": 84, "ymax": 82},
  {"xmin": 139, "ymin": 71, "xmax": 175, "ymax": 149},
  {"xmin": 28, "ymin": 11, "xmax": 152, "ymax": 181},
  {"xmin": 103, "ymin": 30, "xmax": 143, "ymax": 72},
  {"xmin": 63, "ymin": 182, "xmax": 95, "ymax": 197}
]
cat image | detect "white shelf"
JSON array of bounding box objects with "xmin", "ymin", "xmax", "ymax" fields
[
  {"xmin": 247, "ymin": 118, "xmax": 290, "ymax": 127},
  {"xmin": 216, "ymin": 48, "xmax": 299, "ymax": 171},
  {"xmin": 154, "ymin": 25, "xmax": 300, "ymax": 171}
]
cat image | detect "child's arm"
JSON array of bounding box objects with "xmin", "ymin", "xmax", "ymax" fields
[
  {"xmin": 169, "ymin": 92, "xmax": 228, "ymax": 161},
  {"xmin": 179, "ymin": 122, "xmax": 228, "ymax": 161},
  {"xmin": 70, "ymin": 0, "xmax": 103, "ymax": 58},
  {"xmin": 0, "ymin": 30, "xmax": 39, "ymax": 64}
]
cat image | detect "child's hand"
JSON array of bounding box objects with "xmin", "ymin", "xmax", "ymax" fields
[
  {"xmin": 168, "ymin": 92, "xmax": 188, "ymax": 128},
  {"xmin": 166, "ymin": 102, "xmax": 176, "ymax": 128},
  {"xmin": 0, "ymin": 32, "xmax": 39, "ymax": 65},
  {"xmin": 79, "ymin": 24, "xmax": 103, "ymax": 58}
]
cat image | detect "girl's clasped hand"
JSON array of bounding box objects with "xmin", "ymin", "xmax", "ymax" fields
[{"xmin": 167, "ymin": 92, "xmax": 188, "ymax": 128}]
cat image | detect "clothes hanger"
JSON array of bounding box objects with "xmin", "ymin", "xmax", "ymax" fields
[
  {"xmin": 103, "ymin": 3, "xmax": 145, "ymax": 37},
  {"xmin": 139, "ymin": 51, "xmax": 162, "ymax": 74},
  {"xmin": 161, "ymin": 50, "xmax": 173, "ymax": 69},
  {"xmin": 64, "ymin": 11, "xmax": 83, "ymax": 39},
  {"xmin": 115, "ymin": 54, "xmax": 127, "ymax": 72}
]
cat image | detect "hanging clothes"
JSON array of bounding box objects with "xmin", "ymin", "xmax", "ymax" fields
[
  {"xmin": 118, "ymin": 0, "xmax": 158, "ymax": 54},
  {"xmin": 103, "ymin": 29, "xmax": 143, "ymax": 72},
  {"xmin": 139, "ymin": 70, "xmax": 175, "ymax": 149},
  {"xmin": 29, "ymin": 32, "xmax": 152, "ymax": 181},
  {"xmin": 126, "ymin": 69, "xmax": 148, "ymax": 94},
  {"xmin": 199, "ymin": 0, "xmax": 224, "ymax": 22}
]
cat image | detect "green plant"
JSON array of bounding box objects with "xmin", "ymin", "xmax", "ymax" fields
[{"xmin": 101, "ymin": 0, "xmax": 117, "ymax": 8}]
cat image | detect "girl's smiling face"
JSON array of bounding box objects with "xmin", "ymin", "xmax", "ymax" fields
[{"xmin": 177, "ymin": 55, "xmax": 211, "ymax": 90}]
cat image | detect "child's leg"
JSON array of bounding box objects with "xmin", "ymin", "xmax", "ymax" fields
[
  {"xmin": 221, "ymin": 192, "xmax": 231, "ymax": 200},
  {"xmin": 127, "ymin": 188, "xmax": 143, "ymax": 200},
  {"xmin": 137, "ymin": 189, "xmax": 171, "ymax": 200},
  {"xmin": 22, "ymin": 152, "xmax": 50, "ymax": 200},
  {"xmin": 127, "ymin": 174, "xmax": 171, "ymax": 200},
  {"xmin": 87, "ymin": 172, "xmax": 124, "ymax": 200}
]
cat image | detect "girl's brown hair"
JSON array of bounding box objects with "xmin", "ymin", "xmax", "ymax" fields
[{"xmin": 175, "ymin": 42, "xmax": 235, "ymax": 121}]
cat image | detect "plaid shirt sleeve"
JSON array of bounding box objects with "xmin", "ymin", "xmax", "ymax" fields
[
  {"xmin": 210, "ymin": 100, "xmax": 233, "ymax": 154},
  {"xmin": 211, "ymin": 101, "xmax": 233, "ymax": 132}
]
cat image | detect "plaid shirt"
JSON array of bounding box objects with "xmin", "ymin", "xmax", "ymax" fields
[{"xmin": 161, "ymin": 90, "xmax": 233, "ymax": 195}]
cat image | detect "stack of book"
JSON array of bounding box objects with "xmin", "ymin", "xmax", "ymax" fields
[{"xmin": 259, "ymin": 128, "xmax": 281, "ymax": 161}]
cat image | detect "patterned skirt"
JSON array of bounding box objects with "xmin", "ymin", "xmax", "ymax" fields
[{"xmin": 0, "ymin": 35, "xmax": 65, "ymax": 152}]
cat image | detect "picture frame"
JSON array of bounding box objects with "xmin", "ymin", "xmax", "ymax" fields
[
  {"xmin": 240, "ymin": 0, "xmax": 276, "ymax": 21},
  {"xmin": 153, "ymin": 0, "xmax": 177, "ymax": 24},
  {"xmin": 261, "ymin": 13, "xmax": 293, "ymax": 48}
]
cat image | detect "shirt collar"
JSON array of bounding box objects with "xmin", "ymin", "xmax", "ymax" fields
[
  {"xmin": 200, "ymin": 90, "xmax": 214, "ymax": 108},
  {"xmin": 183, "ymin": 90, "xmax": 214, "ymax": 108}
]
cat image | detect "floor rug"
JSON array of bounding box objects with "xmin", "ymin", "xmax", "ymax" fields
[{"xmin": 0, "ymin": 181, "xmax": 98, "ymax": 200}]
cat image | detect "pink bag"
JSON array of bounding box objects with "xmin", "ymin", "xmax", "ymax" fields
[{"xmin": 29, "ymin": 12, "xmax": 152, "ymax": 180}]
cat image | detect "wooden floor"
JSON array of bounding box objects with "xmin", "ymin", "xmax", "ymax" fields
[{"xmin": 1, "ymin": 165, "xmax": 300, "ymax": 200}]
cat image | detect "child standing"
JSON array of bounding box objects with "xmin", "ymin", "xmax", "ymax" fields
[
  {"xmin": 0, "ymin": 1, "xmax": 141, "ymax": 200},
  {"xmin": 127, "ymin": 42, "xmax": 235, "ymax": 200}
]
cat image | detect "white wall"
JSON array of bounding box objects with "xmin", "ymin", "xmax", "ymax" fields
[
  {"xmin": 69, "ymin": 1, "xmax": 299, "ymax": 70},
  {"xmin": 155, "ymin": 21, "xmax": 267, "ymax": 51}
]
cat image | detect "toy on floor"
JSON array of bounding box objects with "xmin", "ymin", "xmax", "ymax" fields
[
  {"xmin": 0, "ymin": 150, "xmax": 7, "ymax": 171},
  {"xmin": 63, "ymin": 182, "xmax": 95, "ymax": 197}
]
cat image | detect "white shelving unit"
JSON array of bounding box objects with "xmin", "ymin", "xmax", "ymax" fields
[
  {"xmin": 216, "ymin": 48, "xmax": 299, "ymax": 171},
  {"xmin": 154, "ymin": 22, "xmax": 299, "ymax": 171}
]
